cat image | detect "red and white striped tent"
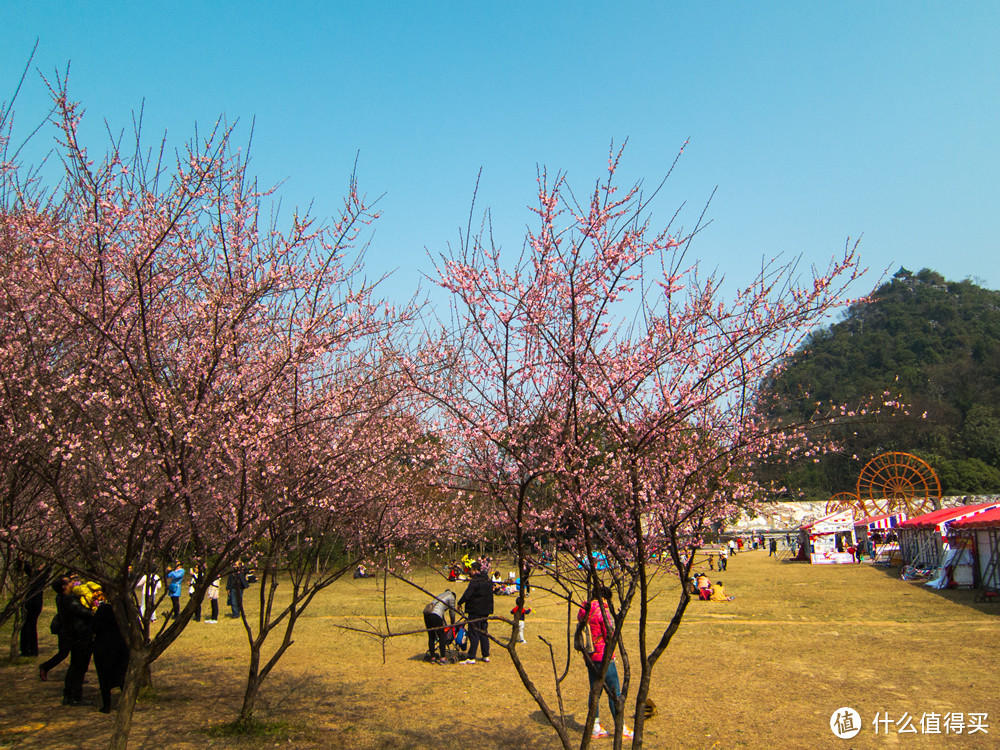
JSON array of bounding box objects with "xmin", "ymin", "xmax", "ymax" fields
[
  {"xmin": 949, "ymin": 507, "xmax": 1000, "ymax": 596},
  {"xmin": 897, "ymin": 502, "xmax": 1000, "ymax": 568},
  {"xmin": 854, "ymin": 511, "xmax": 907, "ymax": 531},
  {"xmin": 853, "ymin": 512, "xmax": 907, "ymax": 563}
]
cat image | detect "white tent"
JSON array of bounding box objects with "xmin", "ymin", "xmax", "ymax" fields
[{"xmin": 800, "ymin": 510, "xmax": 856, "ymax": 564}]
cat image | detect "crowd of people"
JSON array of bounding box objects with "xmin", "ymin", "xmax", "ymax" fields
[
  {"xmin": 427, "ymin": 554, "xmax": 640, "ymax": 740},
  {"xmin": 37, "ymin": 575, "xmax": 128, "ymax": 712},
  {"xmin": 20, "ymin": 546, "xmax": 731, "ymax": 737},
  {"xmin": 16, "ymin": 558, "xmax": 257, "ymax": 714}
]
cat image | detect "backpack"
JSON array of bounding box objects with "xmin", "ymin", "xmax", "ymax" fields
[{"xmin": 574, "ymin": 619, "xmax": 594, "ymax": 655}]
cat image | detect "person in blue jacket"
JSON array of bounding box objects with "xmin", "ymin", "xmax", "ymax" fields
[{"xmin": 165, "ymin": 561, "xmax": 185, "ymax": 621}]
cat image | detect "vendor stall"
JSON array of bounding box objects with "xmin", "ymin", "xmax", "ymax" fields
[
  {"xmin": 896, "ymin": 501, "xmax": 1000, "ymax": 580},
  {"xmin": 853, "ymin": 511, "xmax": 906, "ymax": 564},
  {"xmin": 948, "ymin": 507, "xmax": 1000, "ymax": 599},
  {"xmin": 800, "ymin": 510, "xmax": 856, "ymax": 564}
]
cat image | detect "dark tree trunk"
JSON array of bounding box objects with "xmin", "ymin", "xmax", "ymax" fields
[
  {"xmin": 237, "ymin": 646, "xmax": 262, "ymax": 725},
  {"xmin": 8, "ymin": 608, "xmax": 22, "ymax": 660},
  {"xmin": 108, "ymin": 648, "xmax": 151, "ymax": 750}
]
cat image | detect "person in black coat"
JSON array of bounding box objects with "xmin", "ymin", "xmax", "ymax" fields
[
  {"xmin": 19, "ymin": 559, "xmax": 48, "ymax": 657},
  {"xmin": 39, "ymin": 577, "xmax": 70, "ymax": 681},
  {"xmin": 226, "ymin": 565, "xmax": 248, "ymax": 618},
  {"xmin": 92, "ymin": 601, "xmax": 129, "ymax": 713},
  {"xmin": 458, "ymin": 561, "xmax": 494, "ymax": 663},
  {"xmin": 55, "ymin": 577, "xmax": 94, "ymax": 706}
]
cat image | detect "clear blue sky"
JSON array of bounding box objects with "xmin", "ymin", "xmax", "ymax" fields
[{"xmin": 4, "ymin": 2, "xmax": 998, "ymax": 305}]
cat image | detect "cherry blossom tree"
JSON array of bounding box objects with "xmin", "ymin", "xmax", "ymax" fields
[
  {"xmin": 414, "ymin": 147, "xmax": 867, "ymax": 748},
  {"xmin": 231, "ymin": 398, "xmax": 438, "ymax": 726},
  {"xmin": 0, "ymin": 78, "xmax": 403, "ymax": 748}
]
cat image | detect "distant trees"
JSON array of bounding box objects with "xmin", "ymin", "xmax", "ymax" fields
[{"xmin": 760, "ymin": 268, "xmax": 1000, "ymax": 496}]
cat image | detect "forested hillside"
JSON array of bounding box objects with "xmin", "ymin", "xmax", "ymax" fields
[{"xmin": 760, "ymin": 268, "xmax": 1000, "ymax": 498}]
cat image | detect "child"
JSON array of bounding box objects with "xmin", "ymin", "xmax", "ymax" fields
[{"xmin": 511, "ymin": 597, "xmax": 532, "ymax": 643}]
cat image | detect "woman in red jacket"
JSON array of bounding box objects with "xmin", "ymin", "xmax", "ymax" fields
[{"xmin": 578, "ymin": 585, "xmax": 633, "ymax": 740}]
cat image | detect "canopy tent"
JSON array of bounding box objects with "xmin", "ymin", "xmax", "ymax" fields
[
  {"xmin": 897, "ymin": 502, "xmax": 1000, "ymax": 569},
  {"xmin": 799, "ymin": 509, "xmax": 856, "ymax": 564},
  {"xmin": 949, "ymin": 507, "xmax": 1000, "ymax": 598},
  {"xmin": 854, "ymin": 512, "xmax": 907, "ymax": 530},
  {"xmin": 854, "ymin": 512, "xmax": 907, "ymax": 564},
  {"xmin": 945, "ymin": 506, "xmax": 1000, "ymax": 531},
  {"xmin": 924, "ymin": 546, "xmax": 975, "ymax": 589}
]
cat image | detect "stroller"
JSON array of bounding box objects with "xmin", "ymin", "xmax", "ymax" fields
[{"xmin": 439, "ymin": 621, "xmax": 470, "ymax": 664}]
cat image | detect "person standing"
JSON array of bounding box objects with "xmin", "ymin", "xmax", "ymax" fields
[
  {"xmin": 769, "ymin": 538, "xmax": 778, "ymax": 557},
  {"xmin": 511, "ymin": 596, "xmax": 532, "ymax": 643},
  {"xmin": 188, "ymin": 561, "xmax": 202, "ymax": 622},
  {"xmin": 422, "ymin": 589, "xmax": 457, "ymax": 663},
  {"xmin": 226, "ymin": 564, "xmax": 248, "ymax": 618},
  {"xmin": 92, "ymin": 600, "xmax": 129, "ymax": 713},
  {"xmin": 458, "ymin": 561, "xmax": 493, "ymax": 663},
  {"xmin": 135, "ymin": 570, "xmax": 160, "ymax": 622},
  {"xmin": 39, "ymin": 577, "xmax": 71, "ymax": 681},
  {"xmin": 205, "ymin": 574, "xmax": 220, "ymax": 623},
  {"xmin": 718, "ymin": 546, "xmax": 728, "ymax": 571},
  {"xmin": 520, "ymin": 560, "xmax": 533, "ymax": 596},
  {"xmin": 578, "ymin": 586, "xmax": 632, "ymax": 740},
  {"xmin": 728, "ymin": 538, "xmax": 736, "ymax": 557},
  {"xmin": 165, "ymin": 561, "xmax": 185, "ymax": 620},
  {"xmin": 19, "ymin": 559, "xmax": 47, "ymax": 657},
  {"xmin": 56, "ymin": 577, "xmax": 94, "ymax": 705}
]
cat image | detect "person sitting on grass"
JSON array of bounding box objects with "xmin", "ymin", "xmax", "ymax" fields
[
  {"xmin": 696, "ymin": 573, "xmax": 713, "ymax": 600},
  {"xmin": 710, "ymin": 581, "xmax": 735, "ymax": 602}
]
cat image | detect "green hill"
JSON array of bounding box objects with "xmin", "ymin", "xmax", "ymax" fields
[{"xmin": 759, "ymin": 268, "xmax": 1000, "ymax": 498}]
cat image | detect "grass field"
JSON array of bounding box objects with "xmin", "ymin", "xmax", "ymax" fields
[{"xmin": 1, "ymin": 550, "xmax": 998, "ymax": 749}]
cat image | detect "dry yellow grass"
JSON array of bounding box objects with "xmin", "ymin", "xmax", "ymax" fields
[{"xmin": 2, "ymin": 550, "xmax": 999, "ymax": 749}]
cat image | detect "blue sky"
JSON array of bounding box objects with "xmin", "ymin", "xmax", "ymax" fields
[{"xmin": 4, "ymin": 2, "xmax": 998, "ymax": 306}]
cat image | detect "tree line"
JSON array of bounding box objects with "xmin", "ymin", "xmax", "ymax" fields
[{"xmin": 758, "ymin": 267, "xmax": 1000, "ymax": 499}]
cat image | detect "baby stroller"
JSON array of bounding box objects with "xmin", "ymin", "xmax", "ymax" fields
[{"xmin": 440, "ymin": 621, "xmax": 470, "ymax": 664}]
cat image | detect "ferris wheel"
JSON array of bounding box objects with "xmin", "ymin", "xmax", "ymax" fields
[{"xmin": 856, "ymin": 451, "xmax": 941, "ymax": 517}]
